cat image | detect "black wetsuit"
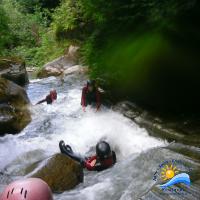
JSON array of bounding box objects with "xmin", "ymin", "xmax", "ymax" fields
[
  {"xmin": 59, "ymin": 140, "xmax": 116, "ymax": 171},
  {"xmin": 59, "ymin": 141, "xmax": 85, "ymax": 165},
  {"xmin": 81, "ymin": 86, "xmax": 101, "ymax": 109},
  {"xmin": 36, "ymin": 94, "xmax": 53, "ymax": 105}
]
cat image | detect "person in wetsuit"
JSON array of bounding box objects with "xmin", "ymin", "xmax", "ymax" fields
[
  {"xmin": 36, "ymin": 90, "xmax": 57, "ymax": 105},
  {"xmin": 81, "ymin": 80, "xmax": 101, "ymax": 112},
  {"xmin": 59, "ymin": 140, "xmax": 116, "ymax": 171}
]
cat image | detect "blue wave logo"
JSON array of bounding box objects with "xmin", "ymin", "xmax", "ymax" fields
[{"xmin": 159, "ymin": 173, "xmax": 191, "ymax": 189}]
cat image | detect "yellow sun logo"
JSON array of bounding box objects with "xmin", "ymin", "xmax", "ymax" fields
[{"xmin": 161, "ymin": 164, "xmax": 179, "ymax": 181}]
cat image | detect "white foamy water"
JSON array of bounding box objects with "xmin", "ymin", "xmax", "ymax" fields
[{"xmin": 0, "ymin": 75, "xmax": 167, "ymax": 199}]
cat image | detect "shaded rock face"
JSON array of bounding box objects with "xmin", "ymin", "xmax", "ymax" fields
[
  {"xmin": 27, "ymin": 153, "xmax": 83, "ymax": 193},
  {"xmin": 0, "ymin": 78, "xmax": 31, "ymax": 135},
  {"xmin": 0, "ymin": 58, "xmax": 29, "ymax": 86},
  {"xmin": 113, "ymin": 101, "xmax": 200, "ymax": 147},
  {"xmin": 37, "ymin": 45, "xmax": 80, "ymax": 78}
]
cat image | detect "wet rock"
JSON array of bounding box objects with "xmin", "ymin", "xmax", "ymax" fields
[
  {"xmin": 0, "ymin": 172, "xmax": 13, "ymax": 186},
  {"xmin": 37, "ymin": 45, "xmax": 80, "ymax": 78},
  {"xmin": 113, "ymin": 101, "xmax": 142, "ymax": 116},
  {"xmin": 3, "ymin": 150, "xmax": 47, "ymax": 176},
  {"xmin": 0, "ymin": 172, "xmax": 13, "ymax": 195},
  {"xmin": 27, "ymin": 153, "xmax": 83, "ymax": 193},
  {"xmin": 63, "ymin": 65, "xmax": 87, "ymax": 75},
  {"xmin": 65, "ymin": 45, "xmax": 80, "ymax": 64},
  {"xmin": 114, "ymin": 101, "xmax": 200, "ymax": 146},
  {"xmin": 0, "ymin": 57, "xmax": 28, "ymax": 86},
  {"xmin": 0, "ymin": 78, "xmax": 31, "ymax": 135},
  {"xmin": 37, "ymin": 58, "xmax": 64, "ymax": 77}
]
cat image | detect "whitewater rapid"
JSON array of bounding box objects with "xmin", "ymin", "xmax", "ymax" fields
[{"xmin": 0, "ymin": 74, "xmax": 167, "ymax": 199}]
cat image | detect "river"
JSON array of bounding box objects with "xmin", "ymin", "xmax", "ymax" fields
[{"xmin": 0, "ymin": 73, "xmax": 200, "ymax": 200}]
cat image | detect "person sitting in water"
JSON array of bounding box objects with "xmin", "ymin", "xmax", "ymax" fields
[
  {"xmin": 59, "ymin": 140, "xmax": 116, "ymax": 171},
  {"xmin": 81, "ymin": 80, "xmax": 101, "ymax": 112},
  {"xmin": 36, "ymin": 90, "xmax": 57, "ymax": 105}
]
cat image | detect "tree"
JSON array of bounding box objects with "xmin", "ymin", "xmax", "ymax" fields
[
  {"xmin": 16, "ymin": 0, "xmax": 60, "ymax": 13},
  {"xmin": 0, "ymin": 5, "xmax": 12, "ymax": 52}
]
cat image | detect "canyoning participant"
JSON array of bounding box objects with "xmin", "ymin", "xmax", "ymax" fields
[
  {"xmin": 81, "ymin": 80, "xmax": 101, "ymax": 112},
  {"xmin": 59, "ymin": 140, "xmax": 116, "ymax": 171},
  {"xmin": 36, "ymin": 89, "xmax": 57, "ymax": 105},
  {"xmin": 0, "ymin": 178, "xmax": 53, "ymax": 200}
]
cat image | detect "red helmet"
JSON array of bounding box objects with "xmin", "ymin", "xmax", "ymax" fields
[
  {"xmin": 0, "ymin": 178, "xmax": 53, "ymax": 200},
  {"xmin": 50, "ymin": 90, "xmax": 57, "ymax": 100}
]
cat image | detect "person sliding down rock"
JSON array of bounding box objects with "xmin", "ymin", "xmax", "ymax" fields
[
  {"xmin": 59, "ymin": 140, "xmax": 116, "ymax": 171},
  {"xmin": 36, "ymin": 89, "xmax": 57, "ymax": 105},
  {"xmin": 81, "ymin": 80, "xmax": 101, "ymax": 112}
]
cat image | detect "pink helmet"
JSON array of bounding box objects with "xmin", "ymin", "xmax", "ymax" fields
[{"xmin": 0, "ymin": 178, "xmax": 53, "ymax": 200}]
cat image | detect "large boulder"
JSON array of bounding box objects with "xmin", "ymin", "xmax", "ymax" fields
[
  {"xmin": 37, "ymin": 45, "xmax": 80, "ymax": 78},
  {"xmin": 27, "ymin": 153, "xmax": 83, "ymax": 193},
  {"xmin": 0, "ymin": 57, "xmax": 29, "ymax": 86},
  {"xmin": 63, "ymin": 65, "xmax": 87, "ymax": 76},
  {"xmin": 0, "ymin": 78, "xmax": 31, "ymax": 135}
]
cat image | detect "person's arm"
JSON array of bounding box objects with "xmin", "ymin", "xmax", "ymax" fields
[
  {"xmin": 36, "ymin": 99, "xmax": 46, "ymax": 105},
  {"xmin": 96, "ymin": 89, "xmax": 101, "ymax": 111},
  {"xmin": 84, "ymin": 156, "xmax": 97, "ymax": 170},
  {"xmin": 112, "ymin": 151, "xmax": 117, "ymax": 164},
  {"xmin": 81, "ymin": 87, "xmax": 87, "ymax": 111},
  {"xmin": 84, "ymin": 156, "xmax": 109, "ymax": 171},
  {"xmin": 59, "ymin": 141, "xmax": 85, "ymax": 165}
]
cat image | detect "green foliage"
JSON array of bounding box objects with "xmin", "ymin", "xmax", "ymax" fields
[
  {"xmin": 76, "ymin": 0, "xmax": 200, "ymax": 112},
  {"xmin": 0, "ymin": 0, "xmax": 43, "ymax": 50},
  {"xmin": 1, "ymin": 0, "xmax": 200, "ymax": 112},
  {"xmin": 0, "ymin": 5, "xmax": 11, "ymax": 52},
  {"xmin": 0, "ymin": 0, "xmax": 65, "ymax": 67},
  {"xmin": 31, "ymin": 31, "xmax": 68, "ymax": 67},
  {"xmin": 52, "ymin": 0, "xmax": 79, "ymax": 32},
  {"xmin": 16, "ymin": 0, "xmax": 60, "ymax": 13}
]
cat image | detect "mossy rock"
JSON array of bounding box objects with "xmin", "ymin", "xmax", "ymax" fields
[
  {"xmin": 0, "ymin": 77, "xmax": 31, "ymax": 135},
  {"xmin": 0, "ymin": 57, "xmax": 28, "ymax": 86},
  {"xmin": 27, "ymin": 153, "xmax": 83, "ymax": 193}
]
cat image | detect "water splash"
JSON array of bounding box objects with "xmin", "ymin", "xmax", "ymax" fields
[{"xmin": 0, "ymin": 75, "xmax": 167, "ymax": 199}]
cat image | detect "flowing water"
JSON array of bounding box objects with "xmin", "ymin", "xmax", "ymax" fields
[{"xmin": 0, "ymin": 74, "xmax": 200, "ymax": 200}]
